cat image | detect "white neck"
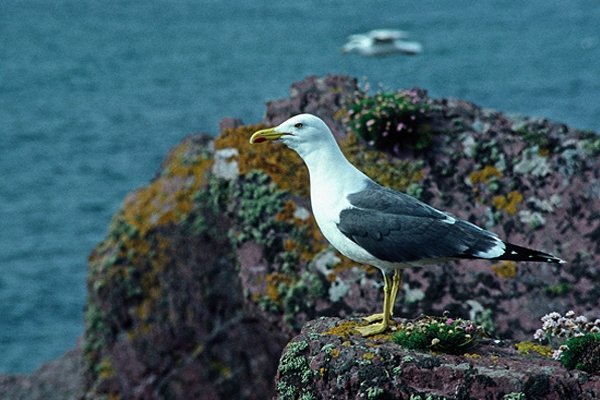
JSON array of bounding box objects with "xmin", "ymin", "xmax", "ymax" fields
[{"xmin": 301, "ymin": 140, "xmax": 370, "ymax": 211}]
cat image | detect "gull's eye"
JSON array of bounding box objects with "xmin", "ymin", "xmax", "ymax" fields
[{"xmin": 294, "ymin": 122, "xmax": 303, "ymax": 129}]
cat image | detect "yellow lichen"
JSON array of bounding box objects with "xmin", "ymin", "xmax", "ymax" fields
[
  {"xmin": 331, "ymin": 348, "xmax": 340, "ymax": 358},
  {"xmin": 463, "ymin": 353, "xmax": 482, "ymax": 359},
  {"xmin": 210, "ymin": 360, "xmax": 232, "ymax": 378},
  {"xmin": 97, "ymin": 356, "xmax": 116, "ymax": 379},
  {"xmin": 323, "ymin": 320, "xmax": 362, "ymax": 338},
  {"xmin": 192, "ymin": 344, "xmax": 204, "ymax": 357},
  {"xmin": 515, "ymin": 341, "xmax": 553, "ymax": 357},
  {"xmin": 121, "ymin": 140, "xmax": 213, "ymax": 237},
  {"xmin": 363, "ymin": 352, "xmax": 375, "ymax": 360},
  {"xmin": 491, "ymin": 260, "xmax": 517, "ymax": 278},
  {"xmin": 469, "ymin": 165, "xmax": 502, "ymax": 185},
  {"xmin": 538, "ymin": 147, "xmax": 550, "ymax": 157},
  {"xmin": 215, "ymin": 124, "xmax": 309, "ymax": 197},
  {"xmin": 492, "ymin": 191, "xmax": 523, "ymax": 215},
  {"xmin": 266, "ymin": 272, "xmax": 296, "ymax": 303}
]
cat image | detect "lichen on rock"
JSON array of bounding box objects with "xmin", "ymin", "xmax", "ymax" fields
[{"xmin": 76, "ymin": 74, "xmax": 600, "ymax": 399}]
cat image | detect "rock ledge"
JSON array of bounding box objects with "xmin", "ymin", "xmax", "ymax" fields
[{"xmin": 274, "ymin": 317, "xmax": 600, "ymax": 400}]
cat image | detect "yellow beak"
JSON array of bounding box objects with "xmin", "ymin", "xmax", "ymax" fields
[{"xmin": 249, "ymin": 127, "xmax": 285, "ymax": 144}]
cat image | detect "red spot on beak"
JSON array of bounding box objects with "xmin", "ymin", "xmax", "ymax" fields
[{"xmin": 253, "ymin": 136, "xmax": 267, "ymax": 143}]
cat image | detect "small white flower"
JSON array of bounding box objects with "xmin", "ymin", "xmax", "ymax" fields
[
  {"xmin": 534, "ymin": 329, "xmax": 547, "ymax": 341},
  {"xmin": 542, "ymin": 319, "xmax": 557, "ymax": 330}
]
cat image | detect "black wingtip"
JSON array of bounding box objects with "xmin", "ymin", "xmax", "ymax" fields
[{"xmin": 500, "ymin": 242, "xmax": 565, "ymax": 264}]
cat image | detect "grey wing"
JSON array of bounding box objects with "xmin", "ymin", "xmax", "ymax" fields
[
  {"xmin": 339, "ymin": 185, "xmax": 501, "ymax": 263},
  {"xmin": 337, "ymin": 208, "xmax": 501, "ymax": 263}
]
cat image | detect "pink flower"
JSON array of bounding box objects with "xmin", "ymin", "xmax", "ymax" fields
[
  {"xmin": 366, "ymin": 119, "xmax": 375, "ymax": 127},
  {"xmin": 552, "ymin": 349, "xmax": 563, "ymax": 361},
  {"xmin": 445, "ymin": 318, "xmax": 453, "ymax": 325},
  {"xmin": 382, "ymin": 131, "xmax": 388, "ymax": 137},
  {"xmin": 397, "ymin": 123, "xmax": 405, "ymax": 131}
]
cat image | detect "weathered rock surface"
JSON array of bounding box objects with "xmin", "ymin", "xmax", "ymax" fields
[
  {"xmin": 0, "ymin": 339, "xmax": 84, "ymax": 400},
  {"xmin": 274, "ymin": 316, "xmax": 600, "ymax": 400},
  {"xmin": 5, "ymin": 74, "xmax": 600, "ymax": 399}
]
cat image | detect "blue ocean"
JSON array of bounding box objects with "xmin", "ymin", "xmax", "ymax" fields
[{"xmin": 1, "ymin": 0, "xmax": 598, "ymax": 373}]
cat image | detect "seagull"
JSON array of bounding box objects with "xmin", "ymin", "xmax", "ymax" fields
[
  {"xmin": 341, "ymin": 29, "xmax": 423, "ymax": 56},
  {"xmin": 249, "ymin": 114, "xmax": 565, "ymax": 336}
]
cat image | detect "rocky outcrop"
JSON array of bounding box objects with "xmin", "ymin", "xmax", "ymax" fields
[
  {"xmin": 80, "ymin": 74, "xmax": 600, "ymax": 399},
  {"xmin": 5, "ymin": 74, "xmax": 599, "ymax": 398},
  {"xmin": 0, "ymin": 339, "xmax": 84, "ymax": 400},
  {"xmin": 274, "ymin": 317, "xmax": 600, "ymax": 399}
]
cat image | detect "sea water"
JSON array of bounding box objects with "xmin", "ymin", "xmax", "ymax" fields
[{"xmin": 1, "ymin": 0, "xmax": 598, "ymax": 373}]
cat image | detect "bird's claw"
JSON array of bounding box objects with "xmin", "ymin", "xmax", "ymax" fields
[
  {"xmin": 362, "ymin": 313, "xmax": 385, "ymax": 323},
  {"xmin": 355, "ymin": 322, "xmax": 389, "ymax": 337}
]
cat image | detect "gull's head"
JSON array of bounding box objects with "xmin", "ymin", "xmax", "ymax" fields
[{"xmin": 249, "ymin": 114, "xmax": 335, "ymax": 158}]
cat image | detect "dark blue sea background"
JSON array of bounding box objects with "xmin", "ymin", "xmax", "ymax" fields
[{"xmin": 1, "ymin": 0, "xmax": 599, "ymax": 373}]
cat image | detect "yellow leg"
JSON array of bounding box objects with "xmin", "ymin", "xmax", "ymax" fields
[
  {"xmin": 356, "ymin": 271, "xmax": 399, "ymax": 336},
  {"xmin": 388, "ymin": 269, "xmax": 402, "ymax": 316},
  {"xmin": 362, "ymin": 270, "xmax": 403, "ymax": 323}
]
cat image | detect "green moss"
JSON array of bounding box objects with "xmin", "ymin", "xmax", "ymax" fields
[
  {"xmin": 276, "ymin": 381, "xmax": 299, "ymax": 400},
  {"xmin": 405, "ymin": 182, "xmax": 424, "ymax": 200},
  {"xmin": 83, "ymin": 301, "xmax": 112, "ymax": 375},
  {"xmin": 366, "ymin": 387, "xmax": 385, "ymax": 399},
  {"xmin": 517, "ymin": 127, "xmax": 553, "ymax": 152},
  {"xmin": 503, "ymin": 393, "xmax": 527, "ymax": 400},
  {"xmin": 469, "ymin": 140, "xmax": 504, "ymax": 167},
  {"xmin": 543, "ymin": 283, "xmax": 571, "ymax": 297},
  {"xmin": 257, "ymin": 296, "xmax": 281, "ymax": 313},
  {"xmin": 278, "ymin": 340, "xmax": 313, "ymax": 385},
  {"xmin": 216, "ymin": 171, "xmax": 288, "ymax": 250},
  {"xmin": 581, "ymin": 133, "xmax": 600, "ymax": 158}
]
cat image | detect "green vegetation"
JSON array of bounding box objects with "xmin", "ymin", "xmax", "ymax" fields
[
  {"xmin": 560, "ymin": 333, "xmax": 600, "ymax": 373},
  {"xmin": 344, "ymin": 88, "xmax": 431, "ymax": 151},
  {"xmin": 392, "ymin": 314, "xmax": 482, "ymax": 354}
]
